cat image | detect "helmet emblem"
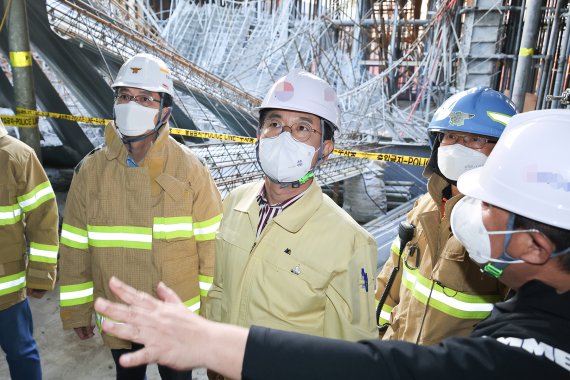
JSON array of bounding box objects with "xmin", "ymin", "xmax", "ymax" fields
[
  {"xmin": 449, "ymin": 111, "xmax": 475, "ymax": 126},
  {"xmin": 130, "ymin": 67, "xmax": 142, "ymax": 74},
  {"xmin": 274, "ymin": 81, "xmax": 295, "ymax": 102}
]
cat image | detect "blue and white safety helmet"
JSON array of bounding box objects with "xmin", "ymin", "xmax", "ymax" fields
[{"xmin": 424, "ymin": 86, "xmax": 517, "ymax": 177}]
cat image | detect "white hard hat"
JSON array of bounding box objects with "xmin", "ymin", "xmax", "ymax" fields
[
  {"xmin": 253, "ymin": 69, "xmax": 341, "ymax": 130},
  {"xmin": 112, "ymin": 53, "xmax": 174, "ymax": 97},
  {"xmin": 457, "ymin": 109, "xmax": 570, "ymax": 230}
]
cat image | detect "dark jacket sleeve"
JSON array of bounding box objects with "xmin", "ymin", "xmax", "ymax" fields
[{"xmin": 242, "ymin": 326, "xmax": 566, "ymax": 380}]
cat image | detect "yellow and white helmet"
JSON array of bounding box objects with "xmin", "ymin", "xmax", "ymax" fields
[{"xmin": 112, "ymin": 53, "xmax": 174, "ymax": 97}]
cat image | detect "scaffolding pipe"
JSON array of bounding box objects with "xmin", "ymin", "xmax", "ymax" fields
[
  {"xmin": 4, "ymin": 0, "xmax": 41, "ymax": 158},
  {"xmin": 551, "ymin": 4, "xmax": 570, "ymax": 108},
  {"xmin": 512, "ymin": 0, "xmax": 542, "ymax": 111},
  {"xmin": 329, "ymin": 18, "xmax": 430, "ymax": 27},
  {"xmin": 388, "ymin": 0, "xmax": 399, "ymax": 96},
  {"xmin": 536, "ymin": 0, "xmax": 565, "ymax": 109},
  {"xmin": 509, "ymin": 0, "xmax": 526, "ymax": 95}
]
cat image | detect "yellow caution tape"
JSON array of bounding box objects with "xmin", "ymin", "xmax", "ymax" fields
[
  {"xmin": 5, "ymin": 108, "xmax": 429, "ymax": 166},
  {"xmin": 16, "ymin": 108, "xmax": 109, "ymax": 125},
  {"xmin": 169, "ymin": 127, "xmax": 257, "ymax": 144},
  {"xmin": 0, "ymin": 115, "xmax": 38, "ymax": 127},
  {"xmin": 9, "ymin": 51, "xmax": 32, "ymax": 68},
  {"xmin": 332, "ymin": 148, "xmax": 430, "ymax": 166},
  {"xmin": 519, "ymin": 47, "xmax": 534, "ymax": 57}
]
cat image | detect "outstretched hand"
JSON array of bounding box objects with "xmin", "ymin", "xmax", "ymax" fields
[{"xmin": 94, "ymin": 276, "xmax": 206, "ymax": 371}]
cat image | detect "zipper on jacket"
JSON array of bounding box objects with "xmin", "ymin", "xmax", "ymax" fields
[{"xmin": 250, "ymin": 242, "xmax": 256, "ymax": 254}]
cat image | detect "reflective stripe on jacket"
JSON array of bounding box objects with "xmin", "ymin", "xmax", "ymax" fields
[
  {"xmin": 204, "ymin": 180, "xmax": 378, "ymax": 341},
  {"xmin": 0, "ymin": 123, "xmax": 58, "ymax": 310},
  {"xmin": 59, "ymin": 123, "xmax": 222, "ymax": 349},
  {"xmin": 375, "ymin": 174, "xmax": 507, "ymax": 345}
]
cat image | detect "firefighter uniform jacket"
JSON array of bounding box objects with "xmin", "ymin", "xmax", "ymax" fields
[
  {"xmin": 375, "ymin": 174, "xmax": 506, "ymax": 345},
  {"xmin": 0, "ymin": 123, "xmax": 58, "ymax": 311},
  {"xmin": 243, "ymin": 281, "xmax": 570, "ymax": 379},
  {"xmin": 204, "ymin": 180, "xmax": 378, "ymax": 341},
  {"xmin": 59, "ymin": 123, "xmax": 222, "ymax": 348}
]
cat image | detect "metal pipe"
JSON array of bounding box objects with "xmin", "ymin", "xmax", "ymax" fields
[
  {"xmin": 388, "ymin": 0, "xmax": 399, "ymax": 96},
  {"xmin": 509, "ymin": 0, "xmax": 526, "ymax": 95},
  {"xmin": 551, "ymin": 4, "xmax": 570, "ymax": 108},
  {"xmin": 328, "ymin": 19, "xmax": 430, "ymax": 27},
  {"xmin": 5, "ymin": 0, "xmax": 41, "ymax": 158},
  {"xmin": 512, "ymin": 0, "xmax": 543, "ymax": 111},
  {"xmin": 458, "ymin": 5, "xmax": 522, "ymax": 14},
  {"xmin": 537, "ymin": 0, "xmax": 565, "ymax": 109}
]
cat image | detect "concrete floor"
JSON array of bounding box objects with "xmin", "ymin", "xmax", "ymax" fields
[{"xmin": 0, "ymin": 286, "xmax": 207, "ymax": 379}]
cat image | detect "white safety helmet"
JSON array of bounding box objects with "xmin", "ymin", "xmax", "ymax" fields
[
  {"xmin": 457, "ymin": 109, "xmax": 570, "ymax": 230},
  {"xmin": 253, "ymin": 69, "xmax": 341, "ymax": 130},
  {"xmin": 112, "ymin": 53, "xmax": 174, "ymax": 97}
]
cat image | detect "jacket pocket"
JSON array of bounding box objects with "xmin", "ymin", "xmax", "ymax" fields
[
  {"xmin": 0, "ymin": 184, "xmax": 24, "ymax": 263},
  {"xmin": 161, "ymin": 251, "xmax": 198, "ymax": 287},
  {"xmin": 433, "ymin": 236, "xmax": 500, "ymax": 300},
  {"xmin": 268, "ymin": 253, "xmax": 330, "ymax": 307},
  {"xmin": 153, "ymin": 174, "xmax": 194, "ymax": 242},
  {"xmin": 439, "ymin": 236, "xmax": 466, "ymax": 262}
]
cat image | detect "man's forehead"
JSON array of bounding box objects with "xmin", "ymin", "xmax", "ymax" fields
[
  {"xmin": 117, "ymin": 87, "xmax": 154, "ymax": 94},
  {"xmin": 266, "ymin": 109, "xmax": 318, "ymax": 122},
  {"xmin": 445, "ymin": 131, "xmax": 492, "ymax": 138}
]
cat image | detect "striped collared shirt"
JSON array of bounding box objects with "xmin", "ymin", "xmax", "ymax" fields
[{"xmin": 256, "ymin": 187, "xmax": 306, "ymax": 238}]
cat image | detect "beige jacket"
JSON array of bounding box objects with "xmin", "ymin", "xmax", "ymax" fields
[
  {"xmin": 0, "ymin": 122, "xmax": 58, "ymax": 311},
  {"xmin": 204, "ymin": 180, "xmax": 378, "ymax": 341},
  {"xmin": 59, "ymin": 123, "xmax": 222, "ymax": 348},
  {"xmin": 375, "ymin": 174, "xmax": 507, "ymax": 345}
]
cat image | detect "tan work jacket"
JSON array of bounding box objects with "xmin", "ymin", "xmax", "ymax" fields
[
  {"xmin": 0, "ymin": 123, "xmax": 58, "ymax": 311},
  {"xmin": 375, "ymin": 174, "xmax": 507, "ymax": 345},
  {"xmin": 59, "ymin": 123, "xmax": 222, "ymax": 348},
  {"xmin": 204, "ymin": 180, "xmax": 378, "ymax": 341}
]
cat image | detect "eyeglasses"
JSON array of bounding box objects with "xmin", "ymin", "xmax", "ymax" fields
[
  {"xmin": 439, "ymin": 132, "xmax": 497, "ymax": 149},
  {"xmin": 115, "ymin": 93, "xmax": 160, "ymax": 108},
  {"xmin": 260, "ymin": 118, "xmax": 321, "ymax": 142}
]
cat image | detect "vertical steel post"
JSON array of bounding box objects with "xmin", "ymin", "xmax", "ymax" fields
[
  {"xmin": 552, "ymin": 4, "xmax": 570, "ymax": 108},
  {"xmin": 511, "ymin": 0, "xmax": 542, "ymax": 111},
  {"xmin": 5, "ymin": 0, "xmax": 40, "ymax": 158}
]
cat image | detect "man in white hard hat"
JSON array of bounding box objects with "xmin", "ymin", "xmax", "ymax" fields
[
  {"xmin": 203, "ymin": 70, "xmax": 378, "ymax": 344},
  {"xmin": 96, "ymin": 109, "xmax": 570, "ymax": 379},
  {"xmin": 58, "ymin": 53, "xmax": 222, "ymax": 380}
]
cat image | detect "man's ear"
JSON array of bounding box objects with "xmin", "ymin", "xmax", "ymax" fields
[
  {"xmin": 322, "ymin": 140, "xmax": 334, "ymax": 160},
  {"xmin": 161, "ymin": 107, "xmax": 171, "ymax": 123},
  {"xmin": 519, "ymin": 232, "xmax": 555, "ymax": 265}
]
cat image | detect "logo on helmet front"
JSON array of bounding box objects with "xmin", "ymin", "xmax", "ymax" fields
[
  {"xmin": 130, "ymin": 67, "xmax": 142, "ymax": 74},
  {"xmin": 449, "ymin": 111, "xmax": 475, "ymax": 126},
  {"xmin": 274, "ymin": 81, "xmax": 295, "ymax": 102}
]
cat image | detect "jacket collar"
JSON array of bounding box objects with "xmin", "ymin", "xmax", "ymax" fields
[
  {"xmin": 104, "ymin": 122, "xmax": 170, "ymax": 167},
  {"xmin": 0, "ymin": 121, "xmax": 7, "ymax": 138},
  {"xmin": 235, "ymin": 180, "xmax": 323, "ymax": 234},
  {"xmin": 421, "ymin": 173, "xmax": 465, "ymax": 260}
]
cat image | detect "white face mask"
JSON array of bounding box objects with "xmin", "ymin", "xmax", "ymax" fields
[
  {"xmin": 437, "ymin": 144, "xmax": 488, "ymax": 181},
  {"xmin": 114, "ymin": 102, "xmax": 159, "ymax": 137},
  {"xmin": 450, "ymin": 196, "xmax": 525, "ymax": 265},
  {"xmin": 258, "ymin": 132, "xmax": 316, "ymax": 183}
]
